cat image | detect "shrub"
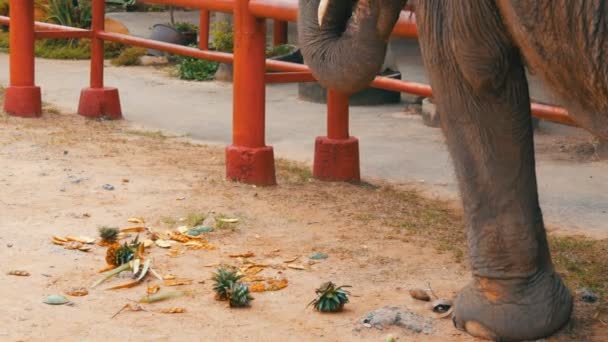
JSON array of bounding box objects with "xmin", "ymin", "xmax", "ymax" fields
[
  {"xmin": 44, "ymin": 0, "xmax": 92, "ymax": 29},
  {"xmin": 173, "ymin": 22, "xmax": 198, "ymax": 33},
  {"xmin": 111, "ymin": 46, "xmax": 146, "ymax": 66},
  {"xmin": 211, "ymin": 21, "xmax": 233, "ymax": 53},
  {"xmin": 176, "ymin": 54, "xmax": 219, "ymax": 81}
]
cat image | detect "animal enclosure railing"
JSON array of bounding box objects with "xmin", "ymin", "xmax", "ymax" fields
[{"xmin": 1, "ymin": 0, "xmax": 577, "ymax": 186}]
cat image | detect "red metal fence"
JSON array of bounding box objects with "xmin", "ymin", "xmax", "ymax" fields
[{"xmin": 0, "ymin": 0, "xmax": 577, "ymax": 186}]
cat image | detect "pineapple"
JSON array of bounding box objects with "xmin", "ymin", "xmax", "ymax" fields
[
  {"xmin": 228, "ymin": 282, "xmax": 253, "ymax": 308},
  {"xmin": 105, "ymin": 237, "xmax": 140, "ymax": 266},
  {"xmin": 308, "ymin": 282, "xmax": 351, "ymax": 312},
  {"xmin": 98, "ymin": 227, "xmax": 119, "ymax": 246},
  {"xmin": 212, "ymin": 267, "xmax": 242, "ymax": 300}
]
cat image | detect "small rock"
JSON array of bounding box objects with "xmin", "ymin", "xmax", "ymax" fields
[
  {"xmin": 68, "ymin": 175, "xmax": 86, "ymax": 184},
  {"xmin": 202, "ymin": 216, "xmax": 216, "ymax": 227},
  {"xmin": 409, "ymin": 288, "xmax": 431, "ymax": 302},
  {"xmin": 63, "ymin": 150, "xmax": 68, "ymax": 155},
  {"xmin": 6, "ymin": 243, "xmax": 13, "ymax": 248},
  {"xmin": 43, "ymin": 294, "xmax": 69, "ymax": 305},
  {"xmin": 102, "ymin": 184, "xmax": 115, "ymax": 191},
  {"xmin": 138, "ymin": 55, "xmax": 169, "ymax": 66},
  {"xmin": 361, "ymin": 306, "xmax": 433, "ymax": 334},
  {"xmin": 309, "ymin": 252, "xmax": 328, "ymax": 260},
  {"xmin": 578, "ymin": 288, "xmax": 599, "ymax": 303}
]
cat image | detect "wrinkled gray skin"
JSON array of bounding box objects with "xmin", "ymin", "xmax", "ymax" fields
[{"xmin": 296, "ymin": 0, "xmax": 608, "ymax": 340}]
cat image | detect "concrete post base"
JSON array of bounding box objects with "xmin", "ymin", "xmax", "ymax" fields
[
  {"xmin": 78, "ymin": 87, "xmax": 122, "ymax": 119},
  {"xmin": 313, "ymin": 136, "xmax": 360, "ymax": 182},
  {"xmin": 226, "ymin": 145, "xmax": 276, "ymax": 186},
  {"xmin": 4, "ymin": 86, "xmax": 42, "ymax": 118}
]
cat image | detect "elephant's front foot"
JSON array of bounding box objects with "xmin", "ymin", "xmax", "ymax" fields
[{"xmin": 452, "ymin": 271, "xmax": 573, "ymax": 341}]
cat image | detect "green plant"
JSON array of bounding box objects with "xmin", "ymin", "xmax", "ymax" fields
[
  {"xmin": 173, "ymin": 22, "xmax": 198, "ymax": 33},
  {"xmin": 211, "ymin": 21, "xmax": 234, "ymax": 53},
  {"xmin": 111, "ymin": 46, "xmax": 146, "ymax": 66},
  {"xmin": 105, "ymin": 0, "xmax": 137, "ymax": 9},
  {"xmin": 212, "ymin": 267, "xmax": 242, "ymax": 300},
  {"xmin": 228, "ymin": 282, "xmax": 253, "ymax": 308},
  {"xmin": 308, "ymin": 282, "xmax": 351, "ymax": 313},
  {"xmin": 0, "ymin": 32, "xmax": 8, "ymax": 51},
  {"xmin": 176, "ymin": 53, "xmax": 219, "ymax": 81},
  {"xmin": 45, "ymin": 0, "xmax": 92, "ymax": 29},
  {"xmin": 0, "ymin": 0, "xmax": 8, "ymax": 16},
  {"xmin": 106, "ymin": 237, "xmax": 140, "ymax": 266},
  {"xmin": 99, "ymin": 226, "xmax": 119, "ymax": 244},
  {"xmin": 266, "ymin": 44, "xmax": 295, "ymax": 58}
]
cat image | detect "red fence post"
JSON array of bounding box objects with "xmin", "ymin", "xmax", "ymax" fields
[
  {"xmin": 226, "ymin": 0, "xmax": 276, "ymax": 185},
  {"xmin": 78, "ymin": 0, "xmax": 122, "ymax": 119},
  {"xmin": 313, "ymin": 89, "xmax": 360, "ymax": 182},
  {"xmin": 199, "ymin": 9, "xmax": 210, "ymax": 50},
  {"xmin": 4, "ymin": 0, "xmax": 41, "ymax": 117},
  {"xmin": 272, "ymin": 20, "xmax": 287, "ymax": 46}
]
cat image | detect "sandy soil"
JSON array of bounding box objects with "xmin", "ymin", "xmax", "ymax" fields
[{"xmin": 0, "ymin": 106, "xmax": 604, "ymax": 341}]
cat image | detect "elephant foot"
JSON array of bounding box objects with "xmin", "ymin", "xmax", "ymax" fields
[{"xmin": 452, "ymin": 271, "xmax": 573, "ymax": 341}]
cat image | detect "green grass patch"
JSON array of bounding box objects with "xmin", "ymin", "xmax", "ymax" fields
[
  {"xmin": 111, "ymin": 47, "xmax": 146, "ymax": 66},
  {"xmin": 185, "ymin": 212, "xmax": 206, "ymax": 227},
  {"xmin": 275, "ymin": 158, "xmax": 313, "ymax": 183},
  {"xmin": 550, "ymin": 236, "xmax": 608, "ymax": 298},
  {"xmin": 175, "ymin": 55, "xmax": 219, "ymax": 81}
]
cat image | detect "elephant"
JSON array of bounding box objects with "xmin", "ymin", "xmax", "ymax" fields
[{"xmin": 296, "ymin": 0, "xmax": 608, "ymax": 340}]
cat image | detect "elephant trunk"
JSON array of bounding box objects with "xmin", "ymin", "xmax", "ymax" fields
[{"xmin": 298, "ymin": 0, "xmax": 407, "ymax": 94}]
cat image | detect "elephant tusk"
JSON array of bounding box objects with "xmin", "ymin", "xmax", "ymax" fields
[{"xmin": 318, "ymin": 0, "xmax": 330, "ymax": 27}]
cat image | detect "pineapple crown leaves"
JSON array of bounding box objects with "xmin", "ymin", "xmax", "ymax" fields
[
  {"xmin": 212, "ymin": 267, "xmax": 243, "ymax": 301},
  {"xmin": 98, "ymin": 226, "xmax": 119, "ymax": 241},
  {"xmin": 307, "ymin": 282, "xmax": 352, "ymax": 312},
  {"xmin": 114, "ymin": 236, "xmax": 141, "ymax": 266},
  {"xmin": 227, "ymin": 282, "xmax": 253, "ymax": 308}
]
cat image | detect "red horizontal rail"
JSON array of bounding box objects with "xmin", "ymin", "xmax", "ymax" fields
[
  {"xmin": 35, "ymin": 30, "xmax": 92, "ymax": 39},
  {"xmin": 265, "ymin": 71, "xmax": 316, "ymax": 83},
  {"xmin": 141, "ymin": 0, "xmax": 234, "ymax": 13},
  {"xmin": 97, "ymin": 31, "xmax": 234, "ymax": 63}
]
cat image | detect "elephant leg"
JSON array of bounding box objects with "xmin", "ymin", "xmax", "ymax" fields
[{"xmin": 416, "ymin": 1, "xmax": 572, "ymax": 341}]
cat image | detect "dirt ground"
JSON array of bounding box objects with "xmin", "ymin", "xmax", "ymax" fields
[{"xmin": 0, "ymin": 101, "xmax": 606, "ymax": 341}]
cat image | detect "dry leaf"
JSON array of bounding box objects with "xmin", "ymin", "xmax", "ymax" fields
[
  {"xmin": 167, "ymin": 248, "xmax": 183, "ymax": 258},
  {"xmin": 164, "ymin": 279, "xmax": 193, "ymax": 286},
  {"xmin": 147, "ymin": 285, "xmax": 160, "ymax": 295},
  {"xmin": 169, "ymin": 232, "xmax": 191, "ymax": 243},
  {"xmin": 66, "ymin": 236, "xmax": 95, "ymax": 244},
  {"xmin": 155, "ymin": 239, "xmax": 172, "ymax": 248},
  {"xmin": 409, "ymin": 288, "xmax": 431, "ymax": 302},
  {"xmin": 266, "ymin": 279, "xmax": 289, "ymax": 291},
  {"xmin": 143, "ymin": 239, "xmax": 154, "ymax": 248},
  {"xmin": 242, "ymin": 266, "xmax": 264, "ymax": 276},
  {"xmin": 53, "ymin": 236, "xmax": 68, "ymax": 243},
  {"xmin": 63, "ymin": 241, "xmax": 83, "ymax": 250},
  {"xmin": 128, "ymin": 218, "xmax": 145, "ymax": 224},
  {"xmin": 242, "ymin": 275, "xmax": 266, "ymax": 282},
  {"xmin": 65, "ymin": 287, "xmax": 88, "ymax": 296},
  {"xmin": 111, "ymin": 303, "xmax": 145, "ymax": 319},
  {"xmin": 218, "ymin": 218, "xmax": 239, "ymax": 223},
  {"xmin": 163, "ymin": 275, "xmax": 176, "ymax": 280},
  {"xmin": 250, "ymin": 283, "xmax": 267, "ymax": 292},
  {"xmin": 78, "ymin": 245, "xmax": 92, "ymax": 252},
  {"xmin": 204, "ymin": 263, "xmax": 220, "ymax": 268},
  {"xmin": 159, "ymin": 307, "xmax": 186, "ymax": 314},
  {"xmin": 8, "ymin": 270, "xmax": 30, "ymax": 277},
  {"xmin": 283, "ymin": 256, "xmax": 300, "ymax": 263},
  {"xmin": 120, "ymin": 226, "xmax": 146, "ymax": 233},
  {"xmin": 287, "ymin": 264, "xmax": 306, "ymax": 270},
  {"xmin": 176, "ymin": 226, "xmax": 189, "ymax": 233},
  {"xmin": 139, "ymin": 291, "xmax": 185, "ymax": 304},
  {"xmin": 229, "ymin": 252, "xmax": 254, "ymax": 258}
]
